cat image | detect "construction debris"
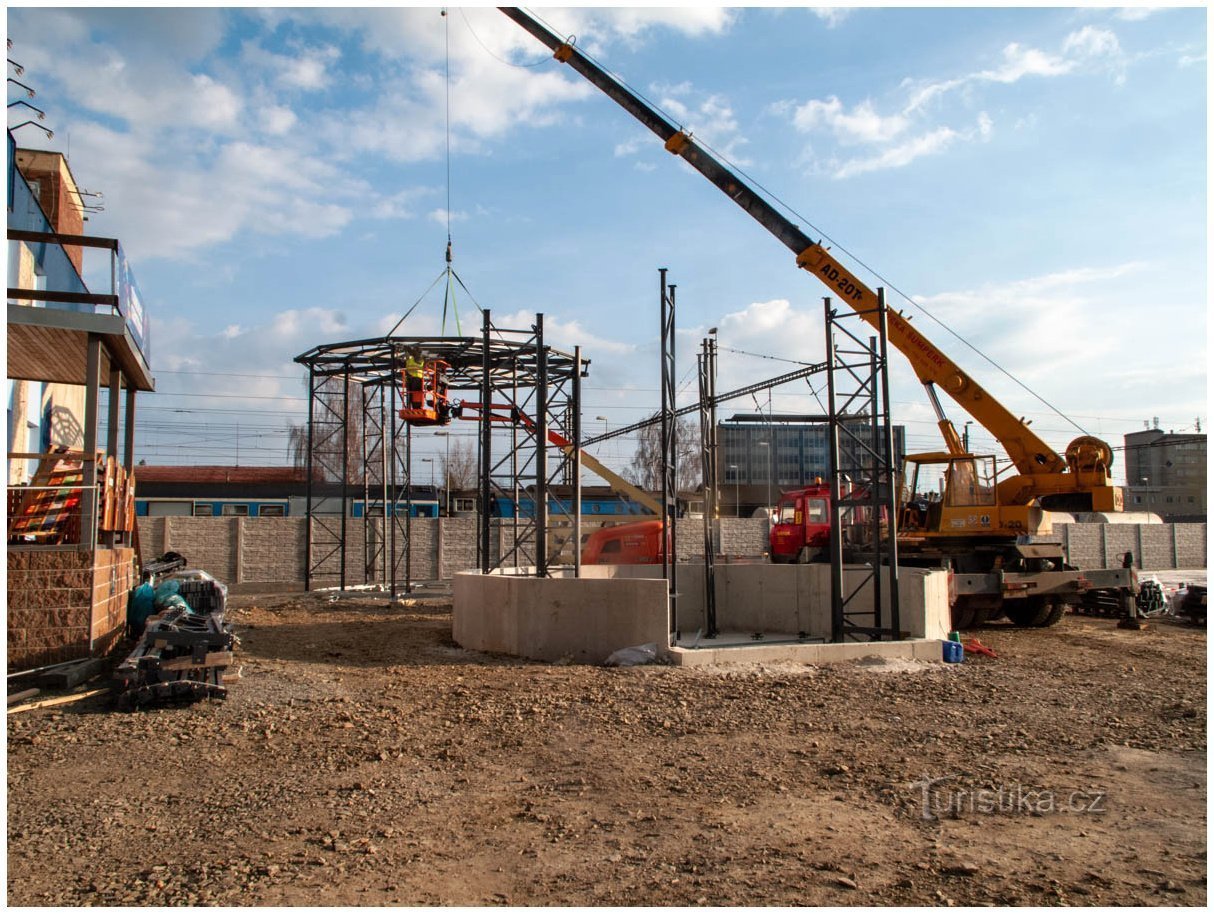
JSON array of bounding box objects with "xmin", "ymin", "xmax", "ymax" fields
[
  {"xmin": 8, "ymin": 687, "xmax": 108, "ymax": 715},
  {"xmin": 114, "ymin": 569, "xmax": 236, "ymax": 711},
  {"xmin": 7, "ymin": 688, "xmax": 39, "ymax": 706}
]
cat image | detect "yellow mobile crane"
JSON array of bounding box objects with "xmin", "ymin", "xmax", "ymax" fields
[{"xmin": 502, "ymin": 8, "xmax": 1136, "ymax": 627}]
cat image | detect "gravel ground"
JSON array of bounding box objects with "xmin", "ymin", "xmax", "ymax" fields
[{"xmin": 6, "ymin": 592, "xmax": 1207, "ymax": 906}]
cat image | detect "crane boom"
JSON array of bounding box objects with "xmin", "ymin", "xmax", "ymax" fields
[{"xmin": 499, "ymin": 7, "xmax": 1116, "ymax": 497}]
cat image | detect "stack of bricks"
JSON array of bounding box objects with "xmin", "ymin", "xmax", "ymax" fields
[
  {"xmin": 91, "ymin": 548, "xmax": 137, "ymax": 657},
  {"xmin": 7, "ymin": 550, "xmax": 100, "ymax": 670}
]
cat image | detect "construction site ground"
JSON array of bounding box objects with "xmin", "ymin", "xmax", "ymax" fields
[{"xmin": 7, "ymin": 587, "xmax": 1207, "ymax": 907}]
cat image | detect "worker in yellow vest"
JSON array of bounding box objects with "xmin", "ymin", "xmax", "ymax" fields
[{"xmin": 404, "ymin": 348, "xmax": 425, "ymax": 408}]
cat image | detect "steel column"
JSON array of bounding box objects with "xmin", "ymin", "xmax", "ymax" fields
[
  {"xmin": 824, "ymin": 299, "xmax": 845, "ymax": 643},
  {"xmin": 340, "ymin": 370, "xmax": 350, "ymax": 591},
  {"xmin": 81, "ymin": 333, "xmax": 101, "ymax": 551},
  {"xmin": 123, "ymin": 385, "xmax": 137, "ymax": 473},
  {"xmin": 534, "ymin": 313, "xmax": 548, "ymax": 577},
  {"xmin": 480, "ymin": 309, "xmax": 493, "ymax": 573},
  {"xmin": 659, "ymin": 271, "xmax": 678, "ymax": 634},
  {"xmin": 573, "ymin": 345, "xmax": 583, "ymax": 576},
  {"xmin": 304, "ymin": 366, "xmax": 316, "ymax": 591}
]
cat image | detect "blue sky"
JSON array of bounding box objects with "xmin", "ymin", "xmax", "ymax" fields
[{"xmin": 6, "ymin": 4, "xmax": 1207, "ymax": 484}]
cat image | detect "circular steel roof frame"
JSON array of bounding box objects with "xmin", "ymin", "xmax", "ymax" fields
[{"xmin": 294, "ymin": 334, "xmax": 585, "ymax": 390}]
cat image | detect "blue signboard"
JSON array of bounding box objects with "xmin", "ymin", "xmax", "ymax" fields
[{"xmin": 116, "ymin": 242, "xmax": 150, "ymax": 362}]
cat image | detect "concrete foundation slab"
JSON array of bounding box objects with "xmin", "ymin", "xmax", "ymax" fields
[{"xmin": 667, "ymin": 637, "xmax": 947, "ymax": 668}]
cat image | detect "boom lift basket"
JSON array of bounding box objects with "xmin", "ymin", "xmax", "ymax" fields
[{"xmin": 399, "ymin": 358, "xmax": 452, "ymax": 426}]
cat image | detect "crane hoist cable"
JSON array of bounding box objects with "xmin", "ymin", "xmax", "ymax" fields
[{"xmin": 422, "ymin": 9, "xmax": 486, "ymax": 338}]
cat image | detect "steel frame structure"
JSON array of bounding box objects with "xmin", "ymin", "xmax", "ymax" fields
[
  {"xmin": 697, "ymin": 333, "xmax": 720, "ymax": 637},
  {"xmin": 295, "ymin": 316, "xmax": 583, "ymax": 592},
  {"xmin": 659, "ymin": 270, "xmax": 679, "ymax": 633},
  {"xmin": 824, "ymin": 290, "xmax": 902, "ymax": 642}
]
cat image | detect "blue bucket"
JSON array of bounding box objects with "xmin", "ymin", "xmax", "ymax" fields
[{"xmin": 942, "ymin": 640, "xmax": 965, "ymax": 663}]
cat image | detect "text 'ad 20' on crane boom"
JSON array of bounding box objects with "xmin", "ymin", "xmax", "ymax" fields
[{"xmin": 500, "ymin": 7, "xmax": 1136, "ymax": 628}]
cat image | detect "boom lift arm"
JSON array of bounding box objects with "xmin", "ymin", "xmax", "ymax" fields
[
  {"xmin": 500, "ymin": 7, "xmax": 1120, "ymax": 512},
  {"xmin": 455, "ymin": 399, "xmax": 663, "ymax": 515}
]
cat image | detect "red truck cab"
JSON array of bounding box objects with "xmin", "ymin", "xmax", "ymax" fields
[{"xmin": 769, "ymin": 483, "xmax": 832, "ymax": 563}]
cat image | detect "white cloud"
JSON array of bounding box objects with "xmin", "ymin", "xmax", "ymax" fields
[
  {"xmin": 909, "ymin": 262, "xmax": 1148, "ymax": 382},
  {"xmin": 1114, "ymin": 7, "xmax": 1161, "ymax": 22},
  {"xmin": 427, "ymin": 208, "xmax": 468, "ymax": 227},
  {"xmin": 1063, "ymin": 26, "xmax": 1122, "ymax": 60},
  {"xmin": 809, "ymin": 8, "xmax": 853, "ymax": 29},
  {"xmin": 833, "ymin": 127, "xmax": 960, "ymax": 178},
  {"xmin": 262, "ymin": 105, "xmax": 298, "ymax": 135},
  {"xmin": 242, "ymin": 40, "xmax": 341, "ymax": 91},
  {"xmin": 792, "ymin": 96, "xmax": 909, "ymax": 145},
  {"xmin": 980, "ymin": 42, "xmax": 1075, "ymax": 83},
  {"xmin": 614, "ymin": 136, "xmax": 645, "ymax": 157},
  {"xmin": 371, "ymin": 188, "xmax": 431, "ymax": 221},
  {"xmin": 787, "ymin": 24, "xmax": 1128, "ymax": 179}
]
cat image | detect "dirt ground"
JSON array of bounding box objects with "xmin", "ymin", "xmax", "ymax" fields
[{"xmin": 7, "ymin": 590, "xmax": 1207, "ymax": 907}]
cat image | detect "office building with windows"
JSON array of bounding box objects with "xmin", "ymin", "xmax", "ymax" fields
[
  {"xmin": 1123, "ymin": 428, "xmax": 1206, "ymax": 521},
  {"xmin": 718, "ymin": 417, "xmax": 905, "ymax": 516}
]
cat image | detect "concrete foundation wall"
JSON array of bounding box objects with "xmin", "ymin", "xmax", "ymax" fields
[
  {"xmin": 456, "ymin": 561, "xmax": 951, "ymax": 665},
  {"xmin": 131, "ymin": 517, "xmax": 1207, "ymax": 594},
  {"xmin": 584, "ymin": 562, "xmax": 950, "ymax": 642},
  {"xmin": 453, "ymin": 570, "xmax": 669, "ymax": 664}
]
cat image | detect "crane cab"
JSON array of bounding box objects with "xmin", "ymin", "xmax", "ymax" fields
[
  {"xmin": 399, "ymin": 357, "xmax": 452, "ymax": 426},
  {"xmin": 899, "ymin": 451, "xmax": 1044, "ymax": 538}
]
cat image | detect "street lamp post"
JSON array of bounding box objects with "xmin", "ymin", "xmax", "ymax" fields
[
  {"xmin": 595, "ymin": 415, "xmax": 608, "ymax": 437},
  {"xmin": 434, "ymin": 431, "xmax": 451, "ymax": 516},
  {"xmin": 728, "ymin": 464, "xmax": 739, "ymax": 517},
  {"xmin": 758, "ymin": 440, "xmax": 771, "ymax": 521},
  {"xmin": 420, "ymin": 457, "xmax": 434, "ymax": 513}
]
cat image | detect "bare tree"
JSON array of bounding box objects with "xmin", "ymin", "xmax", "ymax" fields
[
  {"xmin": 286, "ymin": 376, "xmax": 365, "ymax": 481},
  {"xmin": 625, "ymin": 413, "xmax": 702, "ymax": 492},
  {"xmin": 440, "ymin": 437, "xmax": 478, "ymax": 491}
]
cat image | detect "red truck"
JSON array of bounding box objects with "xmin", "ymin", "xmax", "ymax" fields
[{"xmin": 769, "ymin": 483, "xmax": 832, "ymax": 563}]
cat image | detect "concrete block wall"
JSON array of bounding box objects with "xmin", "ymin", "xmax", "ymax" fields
[
  {"xmin": 157, "ymin": 517, "xmax": 240, "ymax": 583},
  {"xmin": 1058, "ymin": 523, "xmax": 1207, "ymax": 571},
  {"xmin": 719, "ymin": 517, "xmax": 771, "ymax": 556},
  {"xmin": 441, "ymin": 518, "xmax": 478, "ymax": 577},
  {"xmin": 128, "ymin": 517, "xmax": 1206, "ymax": 596},
  {"xmin": 240, "ymin": 518, "xmax": 307, "ymax": 585}
]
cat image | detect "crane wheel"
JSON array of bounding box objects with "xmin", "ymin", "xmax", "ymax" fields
[
  {"xmin": 1005, "ymin": 597, "xmax": 1065, "ymax": 628},
  {"xmin": 950, "ymin": 604, "xmax": 976, "ymax": 631},
  {"xmin": 1037, "ymin": 600, "xmax": 1067, "ymax": 627}
]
